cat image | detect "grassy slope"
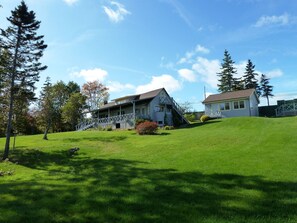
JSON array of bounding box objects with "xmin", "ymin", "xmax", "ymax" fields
[{"xmin": 0, "ymin": 117, "xmax": 297, "ymax": 223}]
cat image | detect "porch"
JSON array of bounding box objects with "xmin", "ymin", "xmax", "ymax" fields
[
  {"xmin": 275, "ymin": 100, "xmax": 297, "ymax": 117},
  {"xmin": 76, "ymin": 113, "xmax": 144, "ymax": 131}
]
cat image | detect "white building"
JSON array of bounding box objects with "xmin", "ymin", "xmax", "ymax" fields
[
  {"xmin": 202, "ymin": 89, "xmax": 259, "ymax": 118},
  {"xmin": 76, "ymin": 88, "xmax": 188, "ymax": 130}
]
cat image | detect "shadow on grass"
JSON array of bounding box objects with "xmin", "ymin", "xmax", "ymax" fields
[
  {"xmin": 182, "ymin": 119, "xmax": 222, "ymax": 129},
  {"xmin": 62, "ymin": 135, "xmax": 127, "ymax": 143},
  {"xmin": 1, "ymin": 149, "xmax": 297, "ymax": 223}
]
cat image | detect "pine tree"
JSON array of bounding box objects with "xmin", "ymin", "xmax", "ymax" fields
[
  {"xmin": 39, "ymin": 77, "xmax": 55, "ymax": 140},
  {"xmin": 217, "ymin": 50, "xmax": 237, "ymax": 92},
  {"xmin": 260, "ymin": 74, "xmax": 273, "ymax": 106},
  {"xmin": 243, "ymin": 59, "xmax": 260, "ymax": 95},
  {"xmin": 0, "ymin": 1, "xmax": 47, "ymax": 159}
]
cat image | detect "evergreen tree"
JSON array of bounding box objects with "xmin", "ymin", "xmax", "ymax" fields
[
  {"xmin": 243, "ymin": 59, "xmax": 260, "ymax": 95},
  {"xmin": 0, "ymin": 1, "xmax": 47, "ymax": 159},
  {"xmin": 260, "ymin": 74, "xmax": 273, "ymax": 106},
  {"xmin": 217, "ymin": 50, "xmax": 237, "ymax": 92},
  {"xmin": 39, "ymin": 77, "xmax": 55, "ymax": 140},
  {"xmin": 232, "ymin": 77, "xmax": 244, "ymax": 91}
]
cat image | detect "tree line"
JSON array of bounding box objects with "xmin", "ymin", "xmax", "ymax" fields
[
  {"xmin": 217, "ymin": 50, "xmax": 274, "ymax": 105},
  {"xmin": 0, "ymin": 1, "xmax": 108, "ymax": 159}
]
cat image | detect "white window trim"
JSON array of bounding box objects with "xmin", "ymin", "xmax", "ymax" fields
[
  {"xmin": 233, "ymin": 100, "xmax": 245, "ymax": 110},
  {"xmin": 220, "ymin": 102, "xmax": 231, "ymax": 111}
]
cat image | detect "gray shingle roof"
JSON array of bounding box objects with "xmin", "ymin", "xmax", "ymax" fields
[
  {"xmin": 98, "ymin": 88, "xmax": 164, "ymax": 110},
  {"xmin": 202, "ymin": 89, "xmax": 257, "ymax": 104}
]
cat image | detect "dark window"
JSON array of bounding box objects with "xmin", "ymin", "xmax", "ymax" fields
[{"xmin": 116, "ymin": 123, "xmax": 120, "ymax": 129}]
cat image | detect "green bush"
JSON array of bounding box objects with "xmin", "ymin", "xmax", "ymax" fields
[
  {"xmin": 136, "ymin": 121, "xmax": 158, "ymax": 135},
  {"xmin": 184, "ymin": 113, "xmax": 196, "ymax": 122},
  {"xmin": 164, "ymin": 125, "xmax": 174, "ymax": 130},
  {"xmin": 200, "ymin": 115, "xmax": 210, "ymax": 123},
  {"xmin": 106, "ymin": 125, "xmax": 113, "ymax": 131}
]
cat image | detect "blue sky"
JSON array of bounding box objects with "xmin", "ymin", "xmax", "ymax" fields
[{"xmin": 1, "ymin": 0, "xmax": 297, "ymax": 110}]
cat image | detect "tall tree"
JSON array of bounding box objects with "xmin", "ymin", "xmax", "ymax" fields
[
  {"xmin": 81, "ymin": 80, "xmax": 109, "ymax": 112},
  {"xmin": 39, "ymin": 77, "xmax": 55, "ymax": 140},
  {"xmin": 0, "ymin": 1, "xmax": 47, "ymax": 159},
  {"xmin": 243, "ymin": 59, "xmax": 260, "ymax": 95},
  {"xmin": 217, "ymin": 50, "xmax": 237, "ymax": 92},
  {"xmin": 260, "ymin": 74, "xmax": 273, "ymax": 106},
  {"xmin": 62, "ymin": 92, "xmax": 86, "ymax": 130}
]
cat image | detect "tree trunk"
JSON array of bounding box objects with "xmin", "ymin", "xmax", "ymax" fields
[
  {"xmin": 3, "ymin": 78, "xmax": 15, "ymax": 160},
  {"xmin": 266, "ymin": 96, "xmax": 270, "ymax": 106},
  {"xmin": 43, "ymin": 119, "xmax": 51, "ymax": 140},
  {"xmin": 3, "ymin": 27, "xmax": 21, "ymax": 160}
]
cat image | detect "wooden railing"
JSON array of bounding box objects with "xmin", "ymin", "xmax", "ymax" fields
[
  {"xmin": 168, "ymin": 97, "xmax": 190, "ymax": 124},
  {"xmin": 275, "ymin": 103, "xmax": 297, "ymax": 117},
  {"xmin": 76, "ymin": 113, "xmax": 135, "ymax": 131}
]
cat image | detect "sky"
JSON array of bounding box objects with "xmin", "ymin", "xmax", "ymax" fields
[{"xmin": 1, "ymin": 0, "xmax": 297, "ymax": 111}]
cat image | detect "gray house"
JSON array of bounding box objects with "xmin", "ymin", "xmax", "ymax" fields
[
  {"xmin": 76, "ymin": 88, "xmax": 188, "ymax": 130},
  {"xmin": 202, "ymin": 89, "xmax": 259, "ymax": 118}
]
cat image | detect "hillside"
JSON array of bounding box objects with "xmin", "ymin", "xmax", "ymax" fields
[{"xmin": 0, "ymin": 117, "xmax": 297, "ymax": 223}]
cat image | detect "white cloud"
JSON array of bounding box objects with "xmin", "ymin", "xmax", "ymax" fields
[
  {"xmin": 178, "ymin": 68, "xmax": 197, "ymax": 82},
  {"xmin": 254, "ymin": 13, "xmax": 290, "ymax": 27},
  {"xmin": 103, "ymin": 1, "xmax": 131, "ymax": 23},
  {"xmin": 107, "ymin": 81, "xmax": 135, "ymax": 92},
  {"xmin": 234, "ymin": 60, "xmax": 248, "ymax": 78},
  {"xmin": 195, "ymin": 44, "xmax": 210, "ymax": 54},
  {"xmin": 71, "ymin": 68, "xmax": 108, "ymax": 82},
  {"xmin": 260, "ymin": 91, "xmax": 297, "ymax": 106},
  {"xmin": 178, "ymin": 44, "xmax": 210, "ymax": 64},
  {"xmin": 135, "ymin": 74, "xmax": 181, "ymax": 94},
  {"xmin": 192, "ymin": 57, "xmax": 220, "ymax": 88},
  {"xmin": 63, "ymin": 0, "xmax": 78, "ymax": 6},
  {"xmin": 265, "ymin": 69, "xmax": 283, "ymax": 78},
  {"xmin": 160, "ymin": 57, "xmax": 175, "ymax": 69}
]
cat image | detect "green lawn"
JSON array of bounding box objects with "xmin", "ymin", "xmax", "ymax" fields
[{"xmin": 0, "ymin": 117, "xmax": 297, "ymax": 223}]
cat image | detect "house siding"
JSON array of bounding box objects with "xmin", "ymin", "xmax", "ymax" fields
[
  {"xmin": 205, "ymin": 98, "xmax": 259, "ymax": 118},
  {"xmin": 249, "ymin": 94, "xmax": 259, "ymax": 116},
  {"xmin": 149, "ymin": 89, "xmax": 173, "ymax": 126}
]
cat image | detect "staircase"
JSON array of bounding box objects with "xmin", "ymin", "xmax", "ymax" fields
[
  {"xmin": 170, "ymin": 98, "xmax": 190, "ymax": 124},
  {"xmin": 76, "ymin": 119, "xmax": 96, "ymax": 131}
]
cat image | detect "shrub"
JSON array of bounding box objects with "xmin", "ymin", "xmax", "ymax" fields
[
  {"xmin": 200, "ymin": 115, "xmax": 210, "ymax": 123},
  {"xmin": 135, "ymin": 118, "xmax": 152, "ymax": 127},
  {"xmin": 106, "ymin": 125, "xmax": 113, "ymax": 131},
  {"xmin": 184, "ymin": 113, "xmax": 196, "ymax": 122},
  {"xmin": 136, "ymin": 121, "xmax": 158, "ymax": 135},
  {"xmin": 164, "ymin": 125, "xmax": 174, "ymax": 130}
]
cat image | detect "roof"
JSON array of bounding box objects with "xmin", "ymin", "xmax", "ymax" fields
[
  {"xmin": 98, "ymin": 88, "xmax": 164, "ymax": 110},
  {"xmin": 202, "ymin": 89, "xmax": 258, "ymax": 104}
]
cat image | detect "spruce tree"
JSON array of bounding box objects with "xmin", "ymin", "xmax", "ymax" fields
[
  {"xmin": 260, "ymin": 74, "xmax": 273, "ymax": 106},
  {"xmin": 243, "ymin": 59, "xmax": 260, "ymax": 95},
  {"xmin": 0, "ymin": 1, "xmax": 47, "ymax": 159},
  {"xmin": 39, "ymin": 77, "xmax": 55, "ymax": 140},
  {"xmin": 217, "ymin": 50, "xmax": 237, "ymax": 92}
]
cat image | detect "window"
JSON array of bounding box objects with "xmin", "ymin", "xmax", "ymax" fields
[
  {"xmin": 234, "ymin": 100, "xmax": 245, "ymax": 109},
  {"xmin": 220, "ymin": 102, "xmax": 230, "ymax": 111}
]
